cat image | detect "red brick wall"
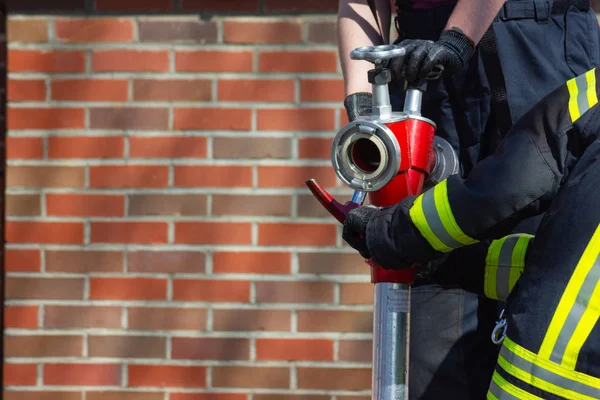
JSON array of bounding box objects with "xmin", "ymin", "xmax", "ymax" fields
[{"xmin": 4, "ymin": 1, "xmax": 374, "ymax": 399}]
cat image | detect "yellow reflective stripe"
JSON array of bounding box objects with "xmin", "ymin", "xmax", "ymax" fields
[
  {"xmin": 539, "ymin": 224, "xmax": 600, "ymax": 363},
  {"xmin": 484, "ymin": 236, "xmax": 507, "ymax": 300},
  {"xmin": 409, "ymin": 194, "xmax": 453, "ymax": 253},
  {"xmin": 497, "ymin": 354, "xmax": 597, "ymax": 400},
  {"xmin": 562, "ymin": 280, "xmax": 600, "ymax": 369},
  {"xmin": 568, "ymin": 77, "xmax": 581, "ymax": 122},
  {"xmin": 435, "ymin": 180, "xmax": 479, "ymax": 246},
  {"xmin": 483, "ymin": 234, "xmax": 532, "ymax": 301},
  {"xmin": 586, "ymin": 68, "xmax": 598, "ymax": 112},
  {"xmin": 504, "ymin": 337, "xmax": 600, "ymax": 390},
  {"xmin": 491, "ymin": 371, "xmax": 543, "ymax": 400},
  {"xmin": 487, "ymin": 392, "xmax": 500, "ymax": 400},
  {"xmin": 509, "ymin": 235, "xmax": 532, "ymax": 290}
]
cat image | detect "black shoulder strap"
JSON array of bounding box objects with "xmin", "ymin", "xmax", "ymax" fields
[
  {"xmin": 479, "ymin": 25, "xmax": 513, "ymax": 137},
  {"xmin": 366, "ymin": 0, "xmax": 386, "ymax": 44}
]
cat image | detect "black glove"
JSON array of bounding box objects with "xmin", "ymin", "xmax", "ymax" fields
[
  {"xmin": 389, "ymin": 27, "xmax": 475, "ymax": 82},
  {"xmin": 342, "ymin": 204, "xmax": 379, "ymax": 259},
  {"xmin": 343, "ymin": 92, "xmax": 372, "ymax": 122}
]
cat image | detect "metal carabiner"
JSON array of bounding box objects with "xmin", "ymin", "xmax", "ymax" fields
[{"xmin": 491, "ymin": 309, "xmax": 508, "ymax": 345}]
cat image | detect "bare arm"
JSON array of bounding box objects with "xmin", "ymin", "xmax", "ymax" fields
[
  {"xmin": 444, "ymin": 0, "xmax": 506, "ymax": 45},
  {"xmin": 338, "ymin": 0, "xmax": 391, "ymax": 96}
]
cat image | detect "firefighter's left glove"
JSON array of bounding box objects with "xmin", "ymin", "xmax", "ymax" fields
[
  {"xmin": 389, "ymin": 27, "xmax": 475, "ymax": 82},
  {"xmin": 342, "ymin": 204, "xmax": 379, "ymax": 259}
]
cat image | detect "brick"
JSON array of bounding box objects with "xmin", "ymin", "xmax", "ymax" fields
[
  {"xmin": 256, "ymin": 338, "xmax": 333, "ymax": 361},
  {"xmin": 90, "ymin": 222, "xmax": 169, "ymax": 244},
  {"xmin": 258, "ymin": 223, "xmax": 336, "ymax": 246},
  {"xmin": 90, "ymin": 107, "xmax": 169, "ymax": 130},
  {"xmin": 96, "ymin": 0, "xmax": 173, "ymax": 10},
  {"xmin": 173, "ymin": 279, "xmax": 250, "ymax": 302},
  {"xmin": 5, "ymin": 305, "xmax": 38, "ymax": 328},
  {"xmin": 338, "ymin": 340, "xmax": 372, "ymax": 363},
  {"xmin": 129, "ymin": 136, "xmax": 208, "ymax": 158},
  {"xmin": 44, "ymin": 364, "xmax": 121, "ymax": 386},
  {"xmin": 139, "ymin": 20, "xmax": 217, "ymax": 42},
  {"xmin": 6, "ymin": 194, "xmax": 41, "ymax": 216},
  {"xmin": 8, "ymin": 19, "xmax": 49, "ymax": 42},
  {"xmin": 212, "ymin": 194, "xmax": 291, "ymax": 217},
  {"xmin": 218, "ymin": 79, "xmax": 295, "ymax": 103},
  {"xmin": 128, "ymin": 365, "xmax": 206, "ymax": 388},
  {"xmin": 307, "ymin": 21, "xmax": 337, "ymax": 44},
  {"xmin": 213, "ymin": 137, "xmax": 291, "ymax": 159},
  {"xmin": 6, "ymin": 277, "xmax": 84, "ymax": 300},
  {"xmin": 90, "ymin": 277, "xmax": 168, "ymax": 300},
  {"xmin": 4, "ymin": 392, "xmax": 81, "ymax": 400},
  {"xmin": 8, "ymin": 79, "xmax": 46, "ymax": 101},
  {"xmin": 5, "ymin": 249, "xmax": 41, "ymax": 272},
  {"xmin": 93, "ymin": 50, "xmax": 169, "ymax": 72},
  {"xmin": 51, "ymin": 79, "xmax": 129, "ymax": 102},
  {"xmin": 174, "ymin": 108, "xmax": 252, "ymax": 131},
  {"xmin": 176, "ymin": 50, "xmax": 253, "ymax": 73},
  {"xmin": 7, "ymin": 137, "xmax": 44, "ymax": 159},
  {"xmin": 180, "ymin": 0, "xmax": 259, "ymax": 12},
  {"xmin": 174, "ymin": 166, "xmax": 253, "ymax": 188},
  {"xmin": 171, "ymin": 395, "xmax": 246, "ymax": 400},
  {"xmin": 7, "ymin": 166, "xmax": 85, "ymax": 188},
  {"xmin": 46, "ymin": 250, "xmax": 124, "ymax": 273},
  {"xmin": 47, "ymin": 194, "xmax": 125, "ymax": 217},
  {"xmin": 6, "ymin": 222, "xmax": 84, "ymax": 244},
  {"xmin": 128, "ymin": 194, "xmax": 207, "ymax": 216},
  {"xmin": 264, "ymin": 0, "xmax": 338, "ymax": 11},
  {"xmin": 48, "ymin": 136, "xmax": 124, "ymax": 159},
  {"xmin": 56, "ymin": 18, "xmax": 134, "ymax": 42},
  {"xmin": 297, "ymin": 192, "xmax": 352, "ymax": 218},
  {"xmin": 298, "ymin": 137, "xmax": 333, "ymax": 160},
  {"xmin": 5, "ymin": 335, "xmax": 83, "ymax": 357},
  {"xmin": 175, "ymin": 222, "xmax": 252, "ymax": 245},
  {"xmin": 128, "ymin": 251, "xmax": 206, "ymax": 273},
  {"xmin": 8, "ymin": 107, "xmax": 85, "ymax": 130},
  {"xmin": 300, "ymin": 79, "xmax": 345, "ymax": 102},
  {"xmin": 86, "ymin": 392, "xmax": 164, "ymax": 400},
  {"xmin": 171, "ymin": 338, "xmax": 250, "ymax": 360},
  {"xmin": 133, "ymin": 79, "xmax": 212, "ymax": 102},
  {"xmin": 223, "ymin": 20, "xmax": 301, "ymax": 44},
  {"xmin": 44, "ymin": 306, "xmax": 122, "ymax": 329},
  {"xmin": 8, "ymin": 0, "xmax": 86, "ymax": 12},
  {"xmin": 259, "ymin": 50, "xmax": 338, "ymax": 73},
  {"xmin": 298, "ymin": 252, "xmax": 368, "ymax": 274},
  {"xmin": 213, "ymin": 251, "xmax": 291, "ymax": 274},
  {"xmin": 297, "ymin": 310, "xmax": 372, "ymax": 333},
  {"xmin": 257, "ymin": 108, "xmax": 335, "ymax": 131},
  {"xmin": 340, "ymin": 282, "xmax": 373, "ymax": 305},
  {"xmin": 89, "ymin": 166, "xmax": 169, "ymax": 188},
  {"xmin": 256, "ymin": 281, "xmax": 334, "ymax": 304},
  {"xmin": 213, "ymin": 309, "xmax": 290, "ymax": 332},
  {"xmin": 254, "ymin": 396, "xmax": 328, "ymax": 400},
  {"xmin": 128, "ymin": 307, "xmax": 206, "ymax": 331},
  {"xmin": 8, "ymin": 50, "xmax": 86, "ymax": 73},
  {"xmin": 212, "ymin": 366, "xmax": 289, "ymax": 388},
  {"xmin": 88, "ymin": 335, "xmax": 166, "ymax": 359},
  {"xmin": 4, "ymin": 364, "xmax": 37, "ymax": 386},
  {"xmin": 258, "ymin": 166, "xmax": 337, "ymax": 188},
  {"xmin": 297, "ymin": 367, "xmax": 371, "ymax": 390}
]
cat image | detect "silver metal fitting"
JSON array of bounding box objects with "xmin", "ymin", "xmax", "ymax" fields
[{"xmin": 422, "ymin": 136, "xmax": 459, "ymax": 191}]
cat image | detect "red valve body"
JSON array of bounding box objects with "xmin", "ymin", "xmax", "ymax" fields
[{"xmin": 368, "ymin": 117, "xmax": 437, "ymax": 284}]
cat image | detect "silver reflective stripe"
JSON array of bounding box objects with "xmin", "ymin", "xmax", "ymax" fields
[
  {"xmin": 549, "ymin": 252, "xmax": 600, "ymax": 365},
  {"xmin": 495, "ymin": 236, "xmax": 520, "ymax": 301},
  {"xmin": 488, "ymin": 378, "xmax": 521, "ymax": 400},
  {"xmin": 500, "ymin": 345, "xmax": 600, "ymax": 398},
  {"xmin": 575, "ymin": 74, "xmax": 591, "ymax": 117},
  {"xmin": 420, "ymin": 188, "xmax": 463, "ymax": 249}
]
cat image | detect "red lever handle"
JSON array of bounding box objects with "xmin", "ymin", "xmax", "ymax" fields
[{"xmin": 305, "ymin": 179, "xmax": 360, "ymax": 224}]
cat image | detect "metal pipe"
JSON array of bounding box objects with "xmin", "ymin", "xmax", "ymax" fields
[
  {"xmin": 403, "ymin": 89, "xmax": 422, "ymax": 116},
  {"xmin": 372, "ymin": 282, "xmax": 411, "ymax": 400},
  {"xmin": 372, "ymin": 83, "xmax": 392, "ymax": 119}
]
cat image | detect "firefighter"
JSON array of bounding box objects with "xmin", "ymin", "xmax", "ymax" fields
[
  {"xmin": 343, "ymin": 66, "xmax": 600, "ymax": 399},
  {"xmin": 338, "ymin": 0, "xmax": 600, "ymax": 398}
]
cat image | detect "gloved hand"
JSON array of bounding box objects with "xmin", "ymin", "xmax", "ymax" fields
[
  {"xmin": 343, "ymin": 92, "xmax": 372, "ymax": 122},
  {"xmin": 389, "ymin": 27, "xmax": 475, "ymax": 82},
  {"xmin": 342, "ymin": 204, "xmax": 379, "ymax": 259}
]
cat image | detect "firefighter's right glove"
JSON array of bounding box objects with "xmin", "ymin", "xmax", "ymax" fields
[
  {"xmin": 344, "ymin": 92, "xmax": 372, "ymax": 122},
  {"xmin": 389, "ymin": 27, "xmax": 475, "ymax": 82}
]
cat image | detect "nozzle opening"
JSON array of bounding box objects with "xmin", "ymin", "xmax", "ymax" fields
[{"xmin": 350, "ymin": 138, "xmax": 381, "ymax": 174}]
